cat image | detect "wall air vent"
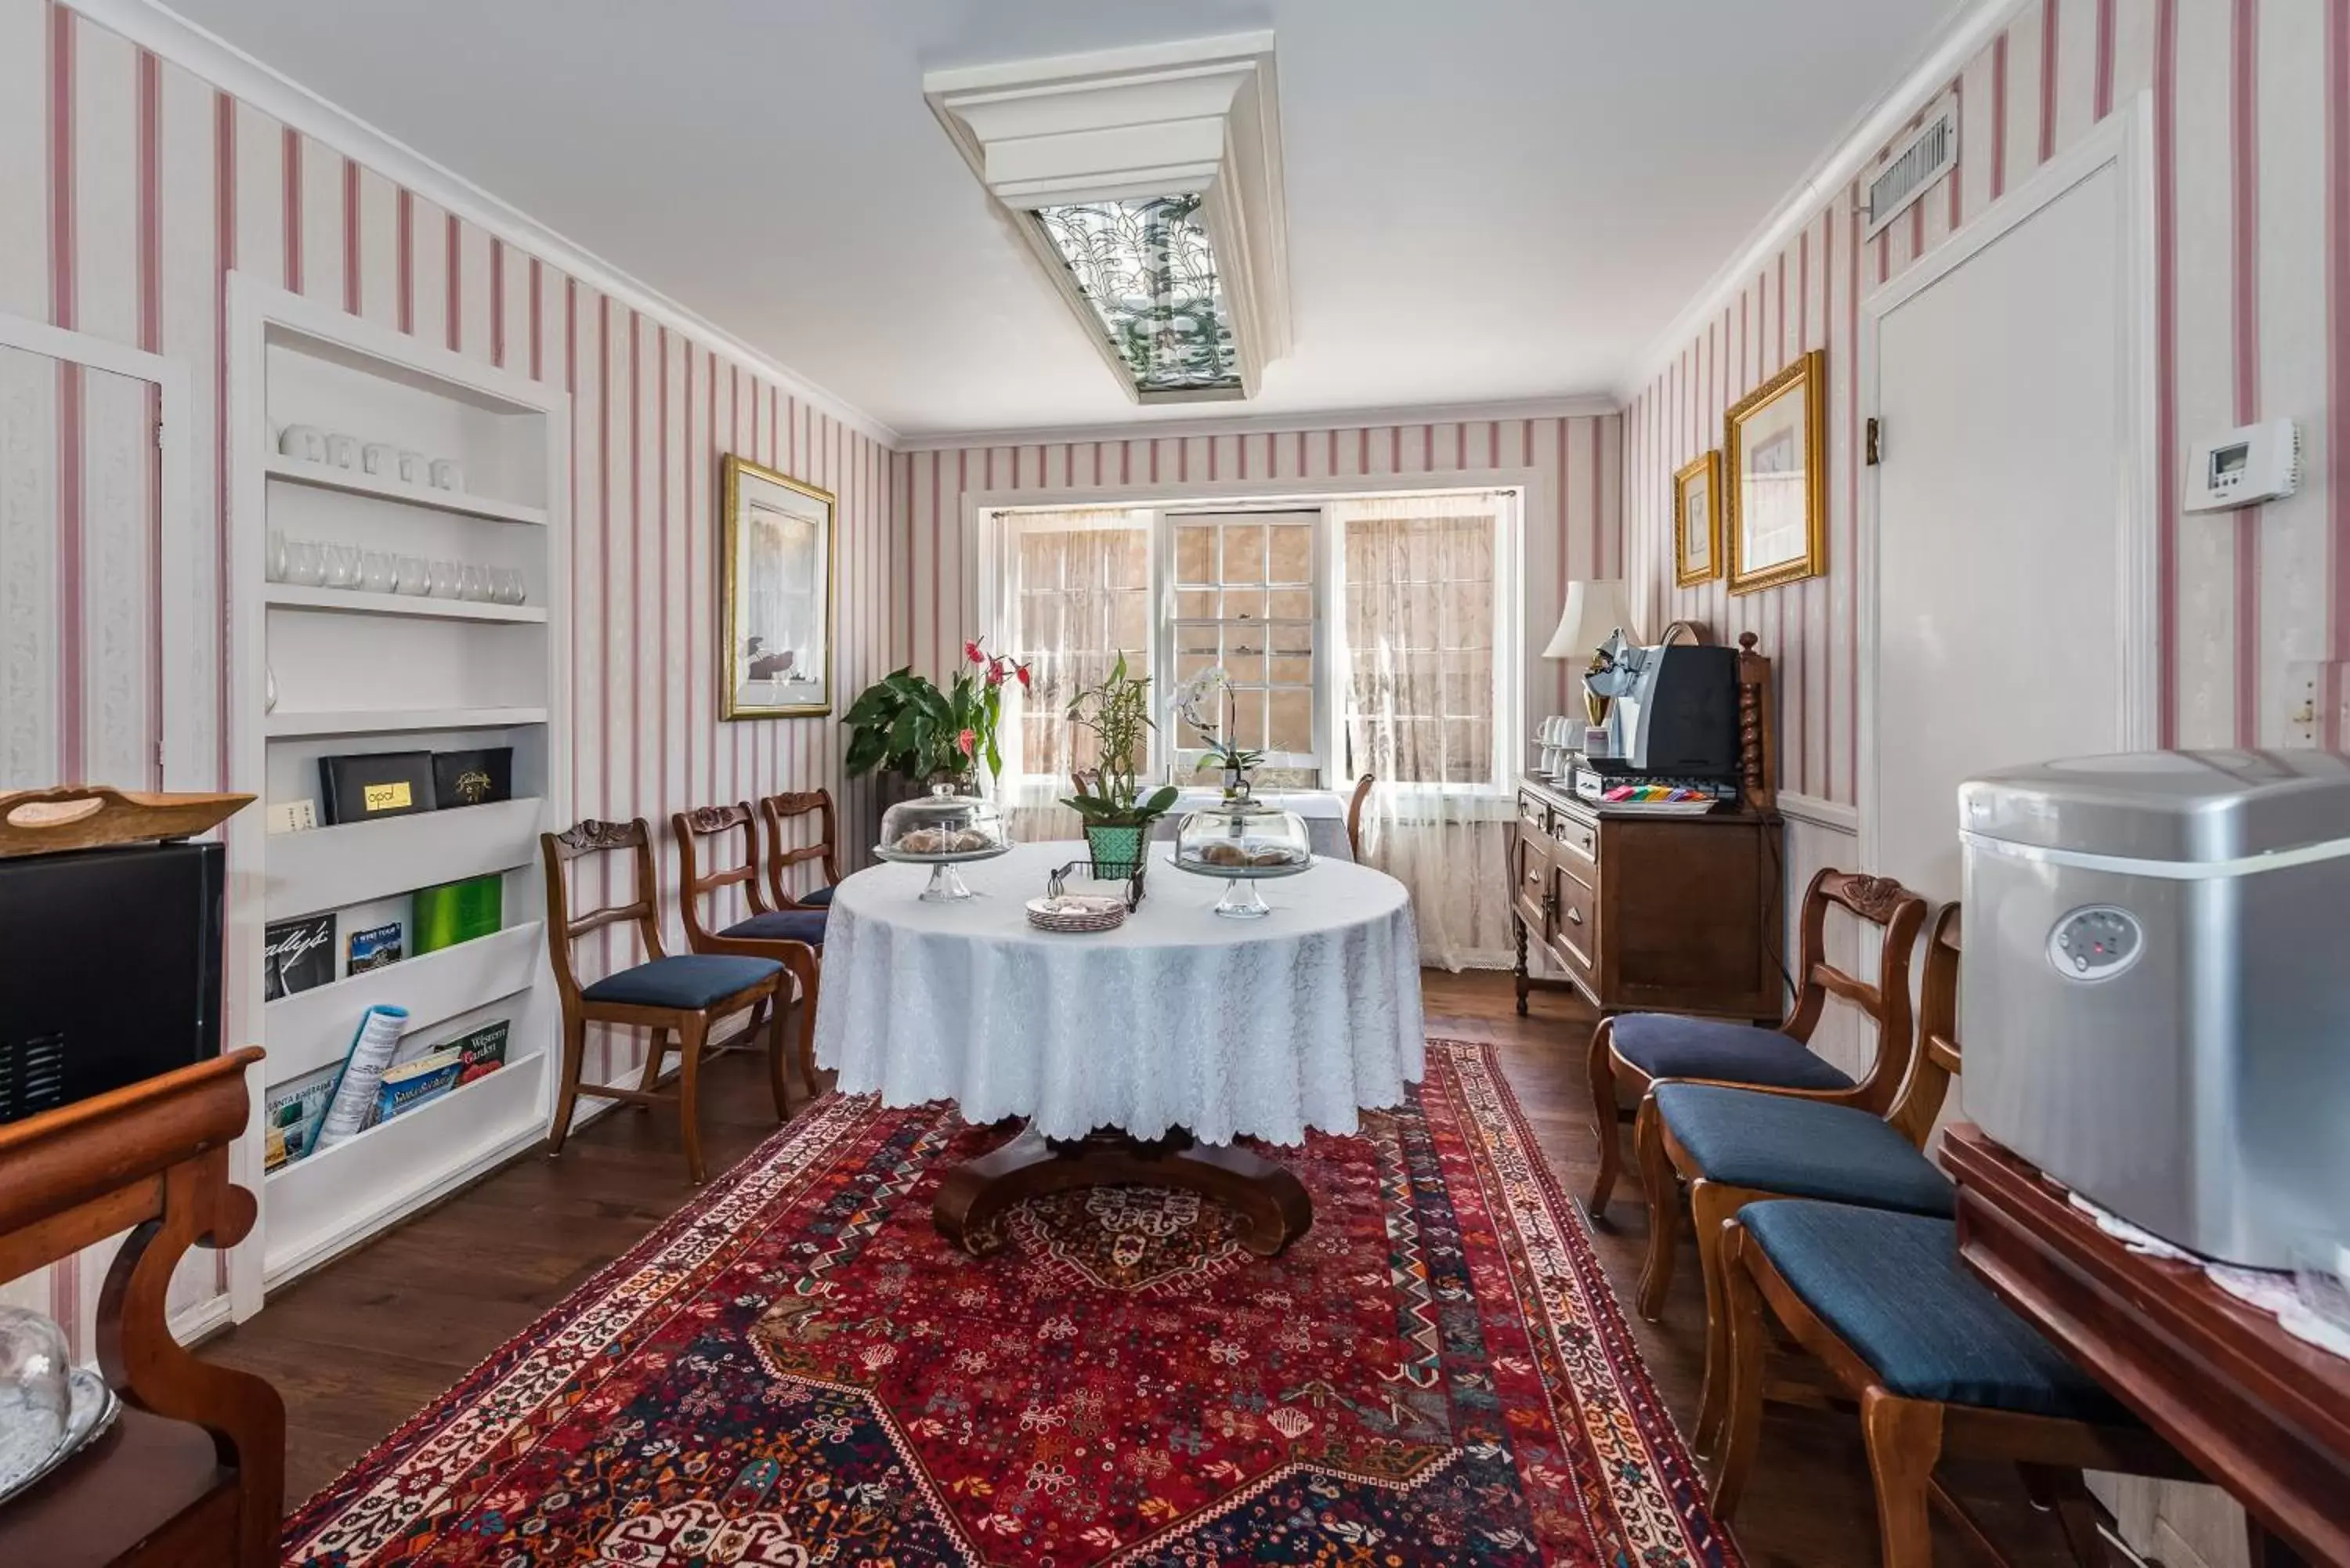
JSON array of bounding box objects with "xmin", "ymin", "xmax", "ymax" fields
[
  {"xmin": 0, "ymin": 1031, "xmax": 66, "ymax": 1124},
  {"xmin": 1866, "ymin": 92, "xmax": 1959, "ymax": 239}
]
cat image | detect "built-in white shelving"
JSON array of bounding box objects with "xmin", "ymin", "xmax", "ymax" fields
[
  {"xmin": 265, "ymin": 453, "xmax": 551, "ymax": 526},
  {"xmin": 266, "ymin": 705, "xmax": 550, "ymax": 739},
  {"xmin": 228, "ymin": 276, "xmax": 571, "ymax": 1317},
  {"xmin": 263, "ymin": 583, "xmax": 549, "ymax": 623}
]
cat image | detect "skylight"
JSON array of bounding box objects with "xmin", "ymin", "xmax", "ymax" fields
[{"xmin": 1031, "ymin": 196, "xmax": 1241, "ymax": 397}]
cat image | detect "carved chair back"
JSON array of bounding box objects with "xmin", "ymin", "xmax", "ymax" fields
[
  {"xmin": 1882, "ymin": 903, "xmax": 1963, "ymax": 1147},
  {"xmin": 757, "ymin": 789, "xmax": 841, "ymax": 908},
  {"xmin": 0, "ymin": 1048, "xmax": 283, "ymax": 1565},
  {"xmin": 1344, "ymin": 772, "xmax": 1375, "ymax": 861},
  {"xmin": 674, "ymin": 803, "xmax": 771, "ymax": 948},
  {"xmin": 540, "ymin": 818, "xmax": 664, "ymax": 1001},
  {"xmin": 1781, "ymin": 869, "xmax": 1930, "ymax": 1113}
]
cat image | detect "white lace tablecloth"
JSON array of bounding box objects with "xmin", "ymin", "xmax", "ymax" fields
[{"xmin": 813, "ymin": 840, "xmax": 1423, "ymax": 1145}]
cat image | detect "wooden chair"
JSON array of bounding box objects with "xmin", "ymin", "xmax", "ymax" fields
[
  {"xmin": 540, "ymin": 818, "xmax": 786, "ymax": 1183},
  {"xmin": 1637, "ymin": 903, "xmax": 1965, "ymax": 1454},
  {"xmin": 1343, "ymin": 771, "xmax": 1373, "ymax": 862},
  {"xmin": 1711, "ymin": 1198, "xmax": 2200, "ymax": 1566},
  {"xmin": 675, "ymin": 803, "xmax": 824, "ymax": 1097},
  {"xmin": 757, "ymin": 788, "xmax": 841, "ymax": 909},
  {"xmin": 0, "ymin": 1050, "xmax": 282, "ymax": 1568},
  {"xmin": 1585, "ymin": 869, "xmax": 1929, "ymax": 1215}
]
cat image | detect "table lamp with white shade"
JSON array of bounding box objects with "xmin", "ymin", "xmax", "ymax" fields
[{"xmin": 1542, "ymin": 580, "xmax": 1640, "ymax": 730}]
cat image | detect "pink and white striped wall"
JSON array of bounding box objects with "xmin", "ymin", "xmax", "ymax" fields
[
  {"xmin": 891, "ymin": 415, "xmax": 1625, "ymax": 736},
  {"xmin": 1623, "ymin": 0, "xmax": 2349, "ymax": 805},
  {"xmin": 0, "ymin": 0, "xmax": 895, "ymax": 1344}
]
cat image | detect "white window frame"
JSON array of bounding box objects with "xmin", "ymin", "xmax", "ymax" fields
[
  {"xmin": 1324, "ymin": 490, "xmax": 1523, "ymax": 809},
  {"xmin": 982, "ymin": 504, "xmax": 1155, "ymax": 792},
  {"xmin": 1153, "ymin": 504, "xmax": 1329, "ymax": 782},
  {"xmin": 968, "ymin": 482, "xmax": 1526, "ymax": 812}
]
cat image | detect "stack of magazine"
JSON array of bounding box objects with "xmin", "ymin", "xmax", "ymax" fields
[{"xmin": 265, "ymin": 1014, "xmax": 509, "ymax": 1172}]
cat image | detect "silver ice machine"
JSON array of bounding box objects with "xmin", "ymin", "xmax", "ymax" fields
[{"xmin": 1959, "ymin": 750, "xmax": 2350, "ymax": 1270}]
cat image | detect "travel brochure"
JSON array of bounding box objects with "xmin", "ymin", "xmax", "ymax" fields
[{"xmin": 264, "ymin": 1012, "xmax": 512, "ymax": 1172}]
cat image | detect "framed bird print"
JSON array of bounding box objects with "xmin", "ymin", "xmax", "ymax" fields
[
  {"xmin": 1673, "ymin": 450, "xmax": 1722, "ymax": 587},
  {"xmin": 1724, "ymin": 349, "xmax": 1828, "ymax": 595},
  {"xmin": 720, "ymin": 455, "xmax": 835, "ymax": 720}
]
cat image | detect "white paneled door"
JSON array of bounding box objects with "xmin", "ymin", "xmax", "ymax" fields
[
  {"xmin": 0, "ymin": 316, "xmax": 203, "ymax": 1354},
  {"xmin": 1860, "ymin": 104, "xmax": 2159, "ymax": 905},
  {"xmin": 0, "ymin": 341, "xmax": 164, "ymax": 793}
]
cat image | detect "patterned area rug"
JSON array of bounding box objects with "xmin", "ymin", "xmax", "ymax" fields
[{"xmin": 283, "ymin": 1042, "xmax": 1738, "ymax": 1566}]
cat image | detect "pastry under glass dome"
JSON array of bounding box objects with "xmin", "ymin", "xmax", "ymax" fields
[
  {"xmin": 873, "ymin": 782, "xmax": 1011, "ymax": 901},
  {"xmin": 0, "ymin": 1305, "xmax": 69, "ymax": 1496},
  {"xmin": 1169, "ymin": 786, "xmax": 1314, "ymax": 917}
]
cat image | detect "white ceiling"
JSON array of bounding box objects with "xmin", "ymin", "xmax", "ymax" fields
[{"xmin": 166, "ymin": 0, "xmax": 1965, "ymax": 439}]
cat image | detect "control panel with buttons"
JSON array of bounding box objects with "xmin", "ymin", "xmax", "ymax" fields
[{"xmin": 2047, "ymin": 905, "xmax": 2143, "ymax": 981}]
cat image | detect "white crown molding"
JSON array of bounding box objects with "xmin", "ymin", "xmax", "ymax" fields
[
  {"xmin": 925, "ymin": 32, "xmax": 1289, "ymax": 406},
  {"xmin": 70, "ymin": 0, "xmax": 900, "ymax": 449},
  {"xmin": 892, "ymin": 393, "xmax": 1622, "ymax": 453},
  {"xmin": 1609, "ymin": 0, "xmax": 2028, "ymax": 403}
]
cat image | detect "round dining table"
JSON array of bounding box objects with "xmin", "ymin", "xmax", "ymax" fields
[{"xmin": 812, "ymin": 840, "xmax": 1424, "ymax": 1255}]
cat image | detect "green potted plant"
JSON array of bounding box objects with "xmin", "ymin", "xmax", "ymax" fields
[
  {"xmin": 843, "ymin": 641, "xmax": 1032, "ymax": 790},
  {"xmin": 1061, "ymin": 652, "xmax": 1178, "ymax": 878}
]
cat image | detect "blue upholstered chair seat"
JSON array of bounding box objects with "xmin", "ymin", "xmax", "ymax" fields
[
  {"xmin": 721, "ymin": 909, "xmax": 828, "ymax": 945},
  {"xmin": 788, "ymin": 885, "xmax": 835, "ymax": 907},
  {"xmin": 1654, "ymin": 1083, "xmax": 1953, "ymax": 1216},
  {"xmin": 1742, "ymin": 1201, "xmax": 2134, "ymax": 1422},
  {"xmin": 1611, "ymin": 1013, "xmax": 1856, "ymax": 1093},
  {"xmin": 581, "ymin": 953, "xmax": 781, "ymax": 1010}
]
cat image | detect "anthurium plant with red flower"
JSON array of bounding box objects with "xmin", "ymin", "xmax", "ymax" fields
[{"xmin": 841, "ymin": 641, "xmax": 1032, "ymax": 786}]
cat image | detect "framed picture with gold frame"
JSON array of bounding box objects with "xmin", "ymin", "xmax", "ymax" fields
[
  {"xmin": 720, "ymin": 454, "xmax": 835, "ymax": 720},
  {"xmin": 1672, "ymin": 450, "xmax": 1723, "ymax": 587},
  {"xmin": 1724, "ymin": 348, "xmax": 1828, "ymax": 595}
]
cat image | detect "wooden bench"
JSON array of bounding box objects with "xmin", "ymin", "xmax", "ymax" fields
[{"xmin": 0, "ymin": 1049, "xmax": 283, "ymax": 1567}]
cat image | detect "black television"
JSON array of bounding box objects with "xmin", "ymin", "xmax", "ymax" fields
[{"xmin": 0, "ymin": 840, "xmax": 225, "ymax": 1123}]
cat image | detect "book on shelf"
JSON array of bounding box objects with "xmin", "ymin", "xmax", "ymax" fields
[
  {"xmin": 263, "ymin": 913, "xmax": 336, "ymax": 1001},
  {"xmin": 262, "ymin": 1064, "xmax": 338, "ymax": 1172},
  {"xmin": 374, "ymin": 1048, "xmax": 465, "ymax": 1122},
  {"xmin": 449, "ymin": 1018, "xmax": 510, "ymax": 1085},
  {"xmin": 348, "ymin": 921, "xmax": 403, "ymax": 973},
  {"xmin": 414, "ymin": 874, "xmax": 502, "ymax": 953}
]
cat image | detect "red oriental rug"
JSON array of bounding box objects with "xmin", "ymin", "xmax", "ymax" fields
[{"xmin": 282, "ymin": 1042, "xmax": 1739, "ymax": 1566}]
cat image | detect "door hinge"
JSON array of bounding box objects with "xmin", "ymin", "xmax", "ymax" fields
[{"xmin": 1865, "ymin": 417, "xmax": 1882, "ymax": 466}]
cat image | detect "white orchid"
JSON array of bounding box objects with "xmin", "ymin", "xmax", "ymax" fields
[{"xmin": 1173, "ymin": 665, "xmax": 1230, "ymax": 735}]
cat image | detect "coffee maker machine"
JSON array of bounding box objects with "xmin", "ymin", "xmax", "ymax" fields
[{"xmin": 1574, "ymin": 631, "xmax": 1742, "ymax": 804}]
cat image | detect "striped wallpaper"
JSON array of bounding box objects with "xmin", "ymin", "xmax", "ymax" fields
[
  {"xmin": 891, "ymin": 416, "xmax": 1625, "ymax": 735},
  {"xmin": 1623, "ymin": 0, "xmax": 2350, "ymax": 804},
  {"xmin": 1, "ymin": 0, "xmax": 895, "ymax": 1343}
]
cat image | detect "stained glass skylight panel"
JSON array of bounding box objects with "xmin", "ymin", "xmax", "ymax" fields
[{"xmin": 1031, "ymin": 195, "xmax": 1242, "ymax": 397}]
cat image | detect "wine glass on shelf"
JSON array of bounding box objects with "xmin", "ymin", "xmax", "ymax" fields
[
  {"xmin": 459, "ymin": 564, "xmax": 491, "ymax": 602},
  {"xmin": 428, "ymin": 560, "xmax": 461, "ymax": 598},
  {"xmin": 492, "ymin": 568, "xmax": 526, "ymax": 606},
  {"xmin": 360, "ymin": 551, "xmax": 395, "ymax": 594}
]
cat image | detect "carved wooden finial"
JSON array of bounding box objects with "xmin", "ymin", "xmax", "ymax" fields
[{"xmin": 1739, "ymin": 630, "xmax": 1759, "ymax": 652}]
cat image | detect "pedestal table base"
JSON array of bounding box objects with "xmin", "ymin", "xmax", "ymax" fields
[{"xmin": 932, "ymin": 1125, "xmax": 1313, "ymax": 1258}]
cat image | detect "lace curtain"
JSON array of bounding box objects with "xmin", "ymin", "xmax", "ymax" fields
[
  {"xmin": 996, "ymin": 509, "xmax": 1150, "ymax": 842},
  {"xmin": 1331, "ymin": 492, "xmax": 1517, "ymax": 970}
]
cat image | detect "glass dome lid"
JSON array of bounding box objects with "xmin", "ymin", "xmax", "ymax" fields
[
  {"xmin": 875, "ymin": 782, "xmax": 1011, "ymax": 902},
  {"xmin": 0, "ymin": 1304, "xmax": 70, "ymax": 1493}
]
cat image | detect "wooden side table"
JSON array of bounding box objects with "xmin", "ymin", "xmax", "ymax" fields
[{"xmin": 1943, "ymin": 1124, "xmax": 2350, "ymax": 1567}]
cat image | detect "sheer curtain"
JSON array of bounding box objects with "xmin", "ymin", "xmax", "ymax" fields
[
  {"xmin": 1331, "ymin": 492, "xmax": 1517, "ymax": 970},
  {"xmin": 996, "ymin": 508, "xmax": 1151, "ymax": 843}
]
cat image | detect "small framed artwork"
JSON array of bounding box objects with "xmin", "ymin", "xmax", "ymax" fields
[
  {"xmin": 721, "ymin": 454, "xmax": 835, "ymax": 720},
  {"xmin": 1724, "ymin": 348, "xmax": 1829, "ymax": 595},
  {"xmin": 1673, "ymin": 450, "xmax": 1723, "ymax": 587}
]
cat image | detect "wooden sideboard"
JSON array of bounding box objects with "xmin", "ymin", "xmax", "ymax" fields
[
  {"xmin": 1510, "ymin": 774, "xmax": 1784, "ymax": 1023},
  {"xmin": 1943, "ymin": 1125, "xmax": 2350, "ymax": 1568}
]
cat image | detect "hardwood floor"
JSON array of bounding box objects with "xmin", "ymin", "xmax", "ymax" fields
[{"xmin": 202, "ymin": 971, "xmax": 2092, "ymax": 1566}]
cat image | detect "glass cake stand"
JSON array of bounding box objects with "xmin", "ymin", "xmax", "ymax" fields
[{"xmin": 1166, "ymin": 787, "xmax": 1314, "ymax": 917}]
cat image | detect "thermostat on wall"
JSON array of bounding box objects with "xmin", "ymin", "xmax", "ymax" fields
[{"xmin": 2186, "ymin": 418, "xmax": 2301, "ymax": 513}]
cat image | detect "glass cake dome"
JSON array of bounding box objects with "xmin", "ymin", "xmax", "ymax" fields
[
  {"xmin": 1170, "ymin": 785, "xmax": 1314, "ymax": 918},
  {"xmin": 875, "ymin": 782, "xmax": 1010, "ymax": 901},
  {"xmin": 0, "ymin": 1305, "xmax": 70, "ymax": 1494}
]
